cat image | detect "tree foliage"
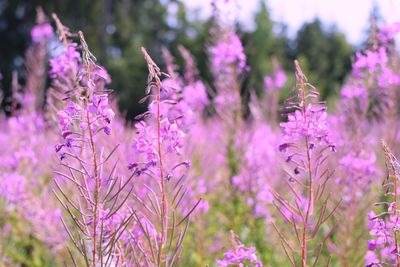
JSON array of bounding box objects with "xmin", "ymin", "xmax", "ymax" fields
[{"xmin": 0, "ymin": 0, "xmax": 355, "ymax": 117}]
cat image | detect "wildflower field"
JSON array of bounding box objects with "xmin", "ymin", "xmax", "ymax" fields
[{"xmin": 2, "ymin": 2, "xmax": 400, "ymax": 267}]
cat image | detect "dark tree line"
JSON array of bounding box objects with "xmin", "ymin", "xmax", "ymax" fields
[{"xmin": 0, "ymin": 0, "xmax": 355, "ymax": 119}]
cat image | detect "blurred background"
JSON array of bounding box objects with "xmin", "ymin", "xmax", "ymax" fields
[{"xmin": 0, "ymin": 0, "xmax": 398, "ymax": 119}]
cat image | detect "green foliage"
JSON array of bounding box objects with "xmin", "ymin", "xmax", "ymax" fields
[
  {"xmin": 295, "ymin": 19, "xmax": 354, "ymax": 100},
  {"xmin": 244, "ymin": 1, "xmax": 289, "ymax": 96},
  {"xmin": 0, "ymin": 208, "xmax": 61, "ymax": 267},
  {"xmin": 0, "ymin": 0, "xmax": 355, "ymax": 119}
]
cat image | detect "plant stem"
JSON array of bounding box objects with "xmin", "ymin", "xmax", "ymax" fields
[
  {"xmin": 156, "ymin": 80, "xmax": 167, "ymax": 266},
  {"xmin": 83, "ymin": 63, "xmax": 99, "ymax": 267},
  {"xmin": 393, "ymin": 163, "xmax": 400, "ymax": 267},
  {"xmin": 300, "ymin": 77, "xmax": 313, "ymax": 267}
]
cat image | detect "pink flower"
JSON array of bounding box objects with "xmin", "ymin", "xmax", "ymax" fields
[
  {"xmin": 210, "ymin": 33, "xmax": 247, "ymax": 74},
  {"xmin": 353, "ymin": 47, "xmax": 387, "ymax": 76},
  {"xmin": 365, "ymin": 251, "xmax": 379, "ymax": 266},
  {"xmin": 0, "ymin": 173, "xmax": 26, "ymax": 204},
  {"xmin": 182, "ymin": 81, "xmax": 209, "ymax": 111},
  {"xmin": 280, "ymin": 104, "xmax": 331, "ymax": 145},
  {"xmin": 378, "ymin": 23, "xmax": 400, "ymax": 43},
  {"xmin": 264, "ymin": 68, "xmax": 286, "ymax": 91},
  {"xmin": 49, "ymin": 44, "xmax": 80, "ymax": 78},
  {"xmin": 341, "ymin": 85, "xmax": 367, "ymax": 99},
  {"xmin": 217, "ymin": 244, "xmax": 262, "ymax": 267},
  {"xmin": 31, "ymin": 23, "xmax": 53, "ymax": 43}
]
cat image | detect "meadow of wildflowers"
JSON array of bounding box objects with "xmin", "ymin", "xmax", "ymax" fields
[{"xmin": 2, "ymin": 2, "xmax": 400, "ymax": 267}]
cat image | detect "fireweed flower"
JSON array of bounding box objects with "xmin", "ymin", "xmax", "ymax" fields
[
  {"xmin": 23, "ymin": 7, "xmax": 53, "ymax": 112},
  {"xmin": 217, "ymin": 246, "xmax": 262, "ymax": 267},
  {"xmin": 155, "ymin": 48, "xmax": 209, "ymax": 129},
  {"xmin": 233, "ymin": 123, "xmax": 280, "ymax": 220},
  {"xmin": 178, "ymin": 45, "xmax": 209, "ymax": 124},
  {"xmin": 49, "ymin": 44, "xmax": 80, "ymax": 79},
  {"xmin": 51, "ymin": 27, "xmax": 135, "ymax": 266},
  {"xmin": 275, "ymin": 61, "xmax": 338, "ymax": 267},
  {"xmin": 210, "ymin": 29, "xmax": 247, "ymax": 122},
  {"xmin": 130, "ymin": 118, "xmax": 184, "ymax": 174},
  {"xmin": 0, "ymin": 172, "xmax": 67, "ymax": 249},
  {"xmin": 31, "ymin": 22, "xmax": 53, "ymax": 43},
  {"xmin": 57, "ymin": 101, "xmax": 79, "ymax": 131},
  {"xmin": 0, "ymin": 115, "xmax": 67, "ymax": 249},
  {"xmin": 365, "ymin": 250, "xmax": 380, "ymax": 266},
  {"xmin": 217, "ymin": 231, "xmax": 262, "ymax": 267},
  {"xmin": 0, "ymin": 66, "xmax": 67, "ymax": 251},
  {"xmin": 30, "ymin": 7, "xmax": 53, "ymax": 44},
  {"xmin": 366, "ymin": 142, "xmax": 400, "ymax": 266},
  {"xmin": 280, "ymin": 104, "xmax": 332, "ymax": 146},
  {"xmin": 0, "ymin": 173, "xmax": 27, "ymax": 204},
  {"xmin": 264, "ymin": 65, "xmax": 286, "ymax": 92},
  {"xmin": 182, "ymin": 81, "xmax": 209, "ymax": 112},
  {"xmin": 353, "ymin": 47, "xmax": 388, "ymax": 76},
  {"xmin": 86, "ymin": 93, "xmax": 115, "ymax": 133},
  {"xmin": 341, "ymin": 85, "xmax": 368, "ymax": 99},
  {"xmin": 350, "ymin": 37, "xmax": 398, "ymax": 98},
  {"xmin": 262, "ymin": 63, "xmax": 286, "ymax": 124},
  {"xmin": 343, "ymin": 24, "xmax": 400, "ymax": 126},
  {"xmin": 210, "ymin": 32, "xmax": 247, "ymax": 74},
  {"xmin": 378, "ymin": 22, "xmax": 400, "ymax": 44},
  {"xmin": 55, "ymin": 65, "xmax": 113, "ymax": 148},
  {"xmin": 337, "ymin": 150, "xmax": 378, "ymax": 200},
  {"xmin": 328, "ymin": 58, "xmax": 385, "ymax": 265},
  {"xmin": 125, "ymin": 48, "xmax": 198, "ymax": 266},
  {"xmin": 377, "ymin": 67, "xmax": 400, "ymax": 89}
]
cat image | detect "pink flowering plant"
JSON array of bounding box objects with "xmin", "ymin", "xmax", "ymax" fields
[
  {"xmin": 273, "ymin": 61, "xmax": 340, "ymax": 267},
  {"xmin": 4, "ymin": 4, "xmax": 400, "ymax": 267},
  {"xmin": 365, "ymin": 142, "xmax": 400, "ymax": 267},
  {"xmin": 50, "ymin": 18, "xmax": 134, "ymax": 265}
]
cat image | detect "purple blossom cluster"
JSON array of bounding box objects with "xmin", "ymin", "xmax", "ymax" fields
[
  {"xmin": 353, "ymin": 47, "xmax": 388, "ymax": 76},
  {"xmin": 341, "ymin": 84, "xmax": 368, "ymax": 99},
  {"xmin": 30, "ymin": 7, "xmax": 53, "ymax": 43},
  {"xmin": 338, "ymin": 151, "xmax": 378, "ymax": 190},
  {"xmin": 280, "ymin": 104, "xmax": 332, "ymax": 147},
  {"xmin": 264, "ymin": 65, "xmax": 287, "ymax": 91},
  {"xmin": 233, "ymin": 124, "xmax": 280, "ymax": 220},
  {"xmin": 210, "ymin": 32, "xmax": 247, "ymax": 74},
  {"xmin": 49, "ymin": 44, "xmax": 80, "ymax": 78},
  {"xmin": 366, "ymin": 211, "xmax": 399, "ymax": 266},
  {"xmin": 378, "ymin": 23, "xmax": 400, "ymax": 43},
  {"xmin": 364, "ymin": 142, "xmax": 400, "ymax": 266},
  {"xmin": 0, "ymin": 111, "xmax": 66, "ymax": 250},
  {"xmin": 31, "ymin": 23, "xmax": 53, "ymax": 43},
  {"xmin": 345, "ymin": 22, "xmax": 400, "ymax": 125},
  {"xmin": 182, "ymin": 81, "xmax": 209, "ymax": 111},
  {"xmin": 129, "ymin": 118, "xmax": 184, "ymax": 174},
  {"xmin": 0, "ymin": 17, "xmax": 66, "ymax": 249},
  {"xmin": 0, "ymin": 173, "xmax": 26, "ymax": 204},
  {"xmin": 210, "ymin": 30, "xmax": 246, "ymax": 124},
  {"xmin": 217, "ymin": 232, "xmax": 262, "ymax": 267},
  {"xmin": 148, "ymin": 49, "xmax": 209, "ymax": 130},
  {"xmin": 217, "ymin": 245, "xmax": 263, "ymax": 267},
  {"xmin": 52, "ymin": 38, "xmax": 114, "ymax": 153}
]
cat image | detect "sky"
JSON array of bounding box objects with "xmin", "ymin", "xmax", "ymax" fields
[{"xmin": 184, "ymin": 0, "xmax": 400, "ymax": 45}]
